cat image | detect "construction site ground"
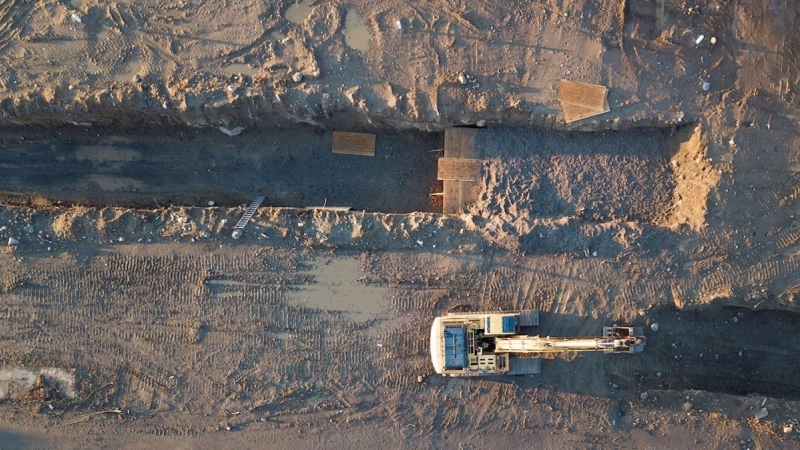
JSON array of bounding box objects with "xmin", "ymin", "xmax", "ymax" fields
[{"xmin": 1, "ymin": 0, "xmax": 800, "ymax": 449}]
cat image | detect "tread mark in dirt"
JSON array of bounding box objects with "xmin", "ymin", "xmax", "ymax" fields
[
  {"xmin": 775, "ymin": 226, "xmax": 800, "ymax": 250},
  {"xmin": 0, "ymin": 0, "xmax": 29, "ymax": 56},
  {"xmin": 221, "ymin": 17, "xmax": 280, "ymax": 63}
]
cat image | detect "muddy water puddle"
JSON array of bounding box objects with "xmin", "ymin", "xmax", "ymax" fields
[
  {"xmin": 344, "ymin": 9, "xmax": 371, "ymax": 52},
  {"xmin": 290, "ymin": 257, "xmax": 388, "ymax": 322},
  {"xmin": 222, "ymin": 63, "xmax": 259, "ymax": 77},
  {"xmin": 286, "ymin": 0, "xmax": 313, "ymax": 24}
]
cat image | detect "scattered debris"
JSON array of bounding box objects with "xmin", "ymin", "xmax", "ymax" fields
[
  {"xmin": 640, "ymin": 392, "xmax": 649, "ymax": 400},
  {"xmin": 458, "ymin": 73, "xmax": 468, "ymax": 85},
  {"xmin": 417, "ymin": 375, "xmax": 424, "ymax": 383},
  {"xmin": 219, "ymin": 126, "xmax": 244, "ymax": 137},
  {"xmin": 683, "ymin": 402, "xmax": 693, "ymax": 411},
  {"xmin": 395, "ymin": 20, "xmax": 403, "ymax": 30},
  {"xmin": 702, "ymin": 81, "xmax": 711, "ymax": 92},
  {"xmin": 754, "ymin": 407, "xmax": 769, "ymax": 420},
  {"xmin": 292, "ymin": 72, "xmax": 303, "ymax": 83},
  {"xmin": 71, "ymin": 13, "xmax": 82, "ymax": 23},
  {"xmin": 710, "ymin": 36, "xmax": 717, "ymax": 45},
  {"xmin": 695, "ymin": 35, "xmax": 704, "ymax": 45},
  {"xmin": 684, "ymin": 4, "xmax": 700, "ymax": 15},
  {"xmin": 650, "ymin": 323, "xmax": 659, "ymax": 331},
  {"xmin": 208, "ymin": 201, "xmax": 215, "ymax": 207},
  {"xmin": 18, "ymin": 376, "xmax": 62, "ymax": 404},
  {"xmin": 67, "ymin": 408, "xmax": 131, "ymax": 425},
  {"xmin": 7, "ymin": 237, "xmax": 18, "ymax": 246}
]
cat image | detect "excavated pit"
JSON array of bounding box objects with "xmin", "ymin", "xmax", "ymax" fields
[
  {"xmin": 0, "ymin": 123, "xmax": 708, "ymax": 228},
  {"xmin": 607, "ymin": 304, "xmax": 800, "ymax": 399}
]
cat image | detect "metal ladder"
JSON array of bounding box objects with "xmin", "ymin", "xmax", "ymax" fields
[{"xmin": 231, "ymin": 195, "xmax": 265, "ymax": 239}]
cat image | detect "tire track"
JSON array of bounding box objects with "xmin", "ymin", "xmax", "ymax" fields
[{"xmin": 0, "ymin": 0, "xmax": 28, "ymax": 56}]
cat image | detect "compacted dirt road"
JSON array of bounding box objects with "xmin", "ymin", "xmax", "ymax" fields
[{"xmin": 1, "ymin": 0, "xmax": 800, "ymax": 449}]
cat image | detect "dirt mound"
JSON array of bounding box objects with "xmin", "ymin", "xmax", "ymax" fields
[
  {"xmin": 657, "ymin": 124, "xmax": 720, "ymax": 231},
  {"xmin": 467, "ymin": 127, "xmax": 675, "ymax": 252}
]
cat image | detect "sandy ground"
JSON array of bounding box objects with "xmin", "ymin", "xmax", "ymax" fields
[{"xmin": 1, "ymin": 0, "xmax": 800, "ymax": 448}]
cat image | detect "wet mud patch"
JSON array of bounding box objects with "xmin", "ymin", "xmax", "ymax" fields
[
  {"xmin": 289, "ymin": 256, "xmax": 390, "ymax": 322},
  {"xmin": 607, "ymin": 304, "xmax": 800, "ymax": 399}
]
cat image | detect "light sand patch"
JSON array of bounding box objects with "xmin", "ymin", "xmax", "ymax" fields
[
  {"xmin": 659, "ymin": 124, "xmax": 720, "ymax": 231},
  {"xmin": 0, "ymin": 368, "xmax": 76, "ymax": 400}
]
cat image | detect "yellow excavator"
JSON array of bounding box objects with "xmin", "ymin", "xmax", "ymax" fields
[{"xmin": 430, "ymin": 310, "xmax": 645, "ymax": 376}]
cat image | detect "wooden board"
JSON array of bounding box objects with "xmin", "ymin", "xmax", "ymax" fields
[
  {"xmin": 562, "ymin": 99, "xmax": 610, "ymax": 123},
  {"xmin": 437, "ymin": 157, "xmax": 482, "ymax": 181},
  {"xmin": 558, "ymin": 80, "xmax": 608, "ymax": 111},
  {"xmin": 444, "ymin": 128, "xmax": 477, "ymax": 158},
  {"xmin": 441, "ymin": 128, "xmax": 481, "ymax": 215},
  {"xmin": 332, "ymin": 131, "xmax": 376, "ymax": 156},
  {"xmin": 442, "ymin": 178, "xmax": 481, "ymax": 214}
]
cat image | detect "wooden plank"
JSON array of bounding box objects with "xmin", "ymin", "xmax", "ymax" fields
[
  {"xmin": 437, "ymin": 157, "xmax": 482, "ymax": 181},
  {"xmin": 562, "ymin": 102, "xmax": 608, "ymax": 123},
  {"xmin": 558, "ymin": 80, "xmax": 608, "ymax": 111},
  {"xmin": 442, "ymin": 179, "xmax": 480, "ymax": 215},
  {"xmin": 304, "ymin": 206, "xmax": 352, "ymax": 211},
  {"xmin": 442, "ymin": 180, "xmax": 462, "ymax": 215},
  {"xmin": 444, "ymin": 128, "xmax": 477, "ymax": 158},
  {"xmin": 332, "ymin": 131, "xmax": 376, "ymax": 156}
]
